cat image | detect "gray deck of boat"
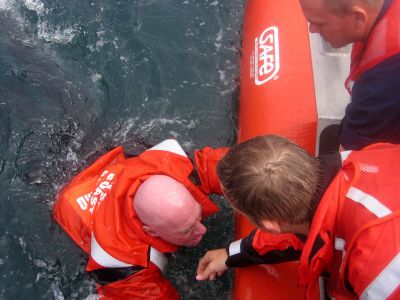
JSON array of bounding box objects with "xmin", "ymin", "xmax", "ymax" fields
[{"xmin": 308, "ymin": 33, "xmax": 352, "ymax": 154}]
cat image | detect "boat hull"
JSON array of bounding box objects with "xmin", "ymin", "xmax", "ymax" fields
[{"xmin": 236, "ymin": 0, "xmax": 318, "ymax": 298}]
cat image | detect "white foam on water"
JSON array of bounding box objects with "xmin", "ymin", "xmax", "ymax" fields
[
  {"xmin": 84, "ymin": 295, "xmax": 99, "ymax": 300},
  {"xmin": 219, "ymin": 86, "xmax": 236, "ymax": 96},
  {"xmin": 90, "ymin": 72, "xmax": 102, "ymax": 83},
  {"xmin": 3, "ymin": 0, "xmax": 77, "ymax": 45},
  {"xmin": 18, "ymin": 236, "xmax": 27, "ymax": 250},
  {"xmin": 214, "ymin": 29, "xmax": 223, "ymax": 51},
  {"xmin": 23, "ymin": 0, "xmax": 45, "ymax": 15},
  {"xmin": 38, "ymin": 21, "xmax": 77, "ymax": 44},
  {"xmin": 0, "ymin": 0, "xmax": 30, "ymax": 36},
  {"xmin": 107, "ymin": 116, "xmax": 199, "ymax": 145},
  {"xmin": 0, "ymin": 0, "xmax": 13, "ymax": 10},
  {"xmin": 215, "ymin": 29, "xmax": 223, "ymax": 41},
  {"xmin": 89, "ymin": 34, "xmax": 119, "ymax": 52},
  {"xmin": 139, "ymin": 117, "xmax": 197, "ymax": 133},
  {"xmin": 65, "ymin": 147, "xmax": 79, "ymax": 163},
  {"xmin": 218, "ymin": 70, "xmax": 226, "ymax": 83},
  {"xmin": 132, "ymin": 20, "xmax": 142, "ymax": 31},
  {"xmin": 33, "ymin": 258, "xmax": 47, "ymax": 268},
  {"xmin": 87, "ymin": 45, "xmax": 96, "ymax": 52},
  {"xmin": 185, "ymin": 28, "xmax": 194, "ymax": 37},
  {"xmin": 51, "ymin": 282, "xmax": 65, "ymax": 300},
  {"xmin": 64, "ymin": 144, "xmax": 87, "ymax": 177},
  {"xmin": 112, "ymin": 40, "xmax": 118, "ymax": 49},
  {"xmin": 92, "ymin": 30, "xmax": 110, "ymax": 50},
  {"xmin": 181, "ymin": 140, "xmax": 194, "ymax": 149},
  {"xmin": 95, "ymin": 38, "xmax": 104, "ymax": 50},
  {"xmin": 169, "ymin": 130, "xmax": 179, "ymax": 138}
]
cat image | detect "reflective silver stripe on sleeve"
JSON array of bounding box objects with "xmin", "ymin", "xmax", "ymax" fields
[
  {"xmin": 334, "ymin": 237, "xmax": 346, "ymax": 251},
  {"xmin": 334, "ymin": 237, "xmax": 346, "ymax": 273},
  {"xmin": 146, "ymin": 139, "xmax": 187, "ymax": 157},
  {"xmin": 346, "ymin": 187, "xmax": 392, "ymax": 218},
  {"xmin": 228, "ymin": 239, "xmax": 242, "ymax": 256},
  {"xmin": 91, "ymin": 233, "xmax": 133, "ymax": 268},
  {"xmin": 149, "ymin": 247, "xmax": 167, "ymax": 273},
  {"xmin": 361, "ymin": 252, "xmax": 400, "ymax": 300},
  {"xmin": 319, "ymin": 276, "xmax": 327, "ymax": 300},
  {"xmin": 340, "ymin": 150, "xmax": 352, "ymax": 162}
]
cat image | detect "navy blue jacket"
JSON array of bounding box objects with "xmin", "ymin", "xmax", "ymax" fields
[
  {"xmin": 339, "ymin": 53, "xmax": 400, "ymax": 150},
  {"xmin": 339, "ymin": 0, "xmax": 400, "ymax": 150}
]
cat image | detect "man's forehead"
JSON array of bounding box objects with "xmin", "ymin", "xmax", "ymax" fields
[
  {"xmin": 301, "ymin": 0, "xmax": 339, "ymax": 25},
  {"xmin": 188, "ymin": 202, "xmax": 202, "ymax": 221},
  {"xmin": 300, "ymin": 0, "xmax": 330, "ymax": 14},
  {"xmin": 182, "ymin": 203, "xmax": 202, "ymax": 226}
]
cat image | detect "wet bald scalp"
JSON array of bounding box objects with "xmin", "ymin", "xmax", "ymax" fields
[{"xmin": 134, "ymin": 175, "xmax": 196, "ymax": 229}]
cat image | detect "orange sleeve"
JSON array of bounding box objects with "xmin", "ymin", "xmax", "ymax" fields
[
  {"xmin": 253, "ymin": 230, "xmax": 304, "ymax": 255},
  {"xmin": 97, "ymin": 263, "xmax": 179, "ymax": 300},
  {"xmin": 194, "ymin": 147, "xmax": 229, "ymax": 194},
  {"xmin": 345, "ymin": 218, "xmax": 400, "ymax": 299}
]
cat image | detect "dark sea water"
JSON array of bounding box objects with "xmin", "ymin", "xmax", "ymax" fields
[{"xmin": 0, "ymin": 0, "xmax": 245, "ymax": 298}]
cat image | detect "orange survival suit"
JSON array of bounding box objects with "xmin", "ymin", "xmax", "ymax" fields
[
  {"xmin": 345, "ymin": 0, "xmax": 400, "ymax": 93},
  {"xmin": 224, "ymin": 144, "xmax": 400, "ymax": 299},
  {"xmin": 299, "ymin": 144, "xmax": 400, "ymax": 299},
  {"xmin": 53, "ymin": 139, "xmax": 223, "ymax": 299}
]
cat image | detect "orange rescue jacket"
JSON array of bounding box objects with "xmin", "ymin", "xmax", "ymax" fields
[
  {"xmin": 299, "ymin": 144, "xmax": 400, "ymax": 299},
  {"xmin": 53, "ymin": 139, "xmax": 219, "ymax": 299},
  {"xmin": 345, "ymin": 0, "xmax": 400, "ymax": 93}
]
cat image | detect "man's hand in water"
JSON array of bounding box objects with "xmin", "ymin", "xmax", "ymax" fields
[{"xmin": 196, "ymin": 248, "xmax": 229, "ymax": 281}]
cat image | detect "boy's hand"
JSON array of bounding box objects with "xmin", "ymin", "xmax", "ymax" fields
[{"xmin": 196, "ymin": 248, "xmax": 229, "ymax": 281}]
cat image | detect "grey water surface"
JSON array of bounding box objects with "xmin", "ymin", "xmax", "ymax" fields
[{"xmin": 0, "ymin": 0, "xmax": 245, "ymax": 298}]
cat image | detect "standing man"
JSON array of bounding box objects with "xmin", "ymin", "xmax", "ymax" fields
[{"xmin": 299, "ymin": 0, "xmax": 400, "ymax": 150}]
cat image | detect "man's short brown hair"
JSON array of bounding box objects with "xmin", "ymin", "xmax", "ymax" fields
[
  {"xmin": 325, "ymin": 0, "xmax": 383, "ymax": 14},
  {"xmin": 217, "ymin": 135, "xmax": 320, "ymax": 225}
]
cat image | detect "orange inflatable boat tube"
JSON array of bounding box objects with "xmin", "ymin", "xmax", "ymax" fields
[{"xmin": 236, "ymin": 0, "xmax": 318, "ymax": 299}]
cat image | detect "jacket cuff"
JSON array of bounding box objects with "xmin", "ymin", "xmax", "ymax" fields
[{"xmin": 225, "ymin": 239, "xmax": 243, "ymax": 267}]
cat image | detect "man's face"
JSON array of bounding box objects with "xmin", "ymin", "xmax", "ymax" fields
[
  {"xmin": 156, "ymin": 203, "xmax": 207, "ymax": 247},
  {"xmin": 299, "ymin": 0, "xmax": 358, "ymax": 48}
]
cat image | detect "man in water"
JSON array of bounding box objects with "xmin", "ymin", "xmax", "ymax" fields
[
  {"xmin": 53, "ymin": 139, "xmax": 220, "ymax": 299},
  {"xmin": 299, "ymin": 0, "xmax": 400, "ymax": 150}
]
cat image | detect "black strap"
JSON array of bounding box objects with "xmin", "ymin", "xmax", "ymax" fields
[{"xmin": 88, "ymin": 265, "xmax": 144, "ymax": 285}]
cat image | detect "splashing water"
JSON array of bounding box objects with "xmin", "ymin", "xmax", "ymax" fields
[{"xmin": 0, "ymin": 0, "xmax": 245, "ymax": 298}]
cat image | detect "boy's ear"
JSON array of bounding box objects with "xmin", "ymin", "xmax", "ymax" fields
[
  {"xmin": 142, "ymin": 225, "xmax": 159, "ymax": 237},
  {"xmin": 260, "ymin": 220, "xmax": 282, "ymax": 234}
]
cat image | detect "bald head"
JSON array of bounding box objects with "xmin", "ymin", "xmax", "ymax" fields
[{"xmin": 134, "ymin": 175, "xmax": 207, "ymax": 247}]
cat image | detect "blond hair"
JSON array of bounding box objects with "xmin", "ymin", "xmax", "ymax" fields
[{"xmin": 217, "ymin": 135, "xmax": 320, "ymax": 225}]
